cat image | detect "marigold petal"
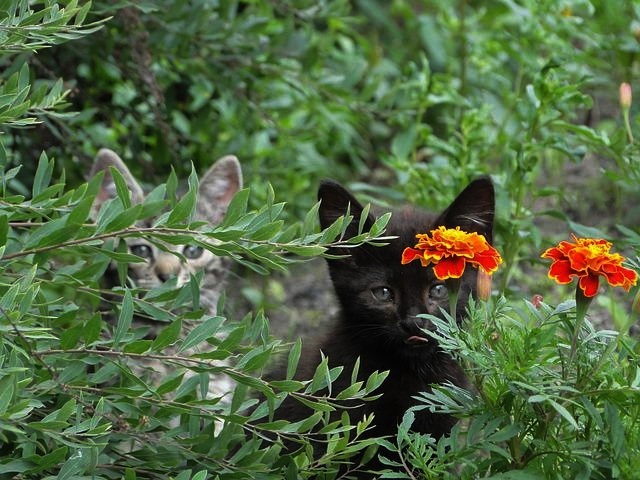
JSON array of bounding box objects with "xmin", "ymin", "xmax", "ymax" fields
[
  {"xmin": 541, "ymin": 246, "xmax": 566, "ymax": 261},
  {"xmin": 548, "ymin": 259, "xmax": 576, "ymax": 284},
  {"xmin": 567, "ymin": 247, "xmax": 594, "ymax": 272},
  {"xmin": 473, "ymin": 246, "xmax": 503, "ymax": 273},
  {"xmin": 433, "ymin": 256, "xmax": 466, "ymax": 280},
  {"xmin": 600, "ymin": 266, "xmax": 628, "ymax": 287},
  {"xmin": 401, "ymin": 247, "xmax": 426, "ymax": 266},
  {"xmin": 579, "ymin": 274, "xmax": 600, "ymax": 297},
  {"xmin": 601, "ymin": 264, "xmax": 638, "ymax": 290},
  {"xmin": 622, "ymin": 266, "xmax": 639, "ymax": 285}
]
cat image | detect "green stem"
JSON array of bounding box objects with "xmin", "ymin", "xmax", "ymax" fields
[
  {"xmin": 568, "ymin": 285, "xmax": 592, "ymax": 365},
  {"xmin": 623, "ymin": 106, "xmax": 635, "ymax": 144},
  {"xmin": 446, "ymin": 277, "xmax": 461, "ymax": 321}
]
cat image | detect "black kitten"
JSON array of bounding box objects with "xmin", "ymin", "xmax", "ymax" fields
[{"xmin": 275, "ymin": 178, "xmax": 495, "ymax": 471}]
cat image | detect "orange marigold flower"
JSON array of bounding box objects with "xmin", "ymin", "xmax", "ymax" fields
[
  {"xmin": 541, "ymin": 235, "xmax": 638, "ymax": 298},
  {"xmin": 401, "ymin": 226, "xmax": 502, "ymax": 280}
]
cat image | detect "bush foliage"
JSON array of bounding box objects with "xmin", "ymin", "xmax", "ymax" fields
[{"xmin": 1, "ymin": 0, "xmax": 640, "ymax": 478}]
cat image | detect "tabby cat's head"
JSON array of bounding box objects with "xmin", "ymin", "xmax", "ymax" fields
[
  {"xmin": 318, "ymin": 178, "xmax": 495, "ymax": 362},
  {"xmin": 90, "ymin": 149, "xmax": 242, "ymax": 311}
]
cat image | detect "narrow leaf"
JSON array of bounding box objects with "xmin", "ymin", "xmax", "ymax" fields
[{"xmin": 112, "ymin": 290, "xmax": 133, "ymax": 348}]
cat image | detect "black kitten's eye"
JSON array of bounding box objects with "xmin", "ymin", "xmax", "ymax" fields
[
  {"xmin": 130, "ymin": 244, "xmax": 153, "ymax": 260},
  {"xmin": 371, "ymin": 286, "xmax": 394, "ymax": 302},
  {"xmin": 429, "ymin": 283, "xmax": 448, "ymax": 300},
  {"xmin": 183, "ymin": 245, "xmax": 204, "ymax": 259}
]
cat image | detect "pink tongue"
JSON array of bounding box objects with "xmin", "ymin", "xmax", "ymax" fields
[{"xmin": 406, "ymin": 335, "xmax": 429, "ymax": 344}]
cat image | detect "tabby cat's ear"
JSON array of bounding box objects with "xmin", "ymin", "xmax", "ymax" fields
[
  {"xmin": 196, "ymin": 155, "xmax": 243, "ymax": 226},
  {"xmin": 318, "ymin": 180, "xmax": 376, "ymax": 257},
  {"xmin": 434, "ymin": 176, "xmax": 495, "ymax": 242},
  {"xmin": 90, "ymin": 148, "xmax": 145, "ymax": 217}
]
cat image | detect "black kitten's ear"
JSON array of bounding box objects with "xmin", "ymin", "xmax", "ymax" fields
[
  {"xmin": 435, "ymin": 177, "xmax": 495, "ymax": 241},
  {"xmin": 318, "ymin": 180, "xmax": 376, "ymax": 252}
]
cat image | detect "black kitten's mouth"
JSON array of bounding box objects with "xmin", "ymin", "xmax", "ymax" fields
[{"xmin": 404, "ymin": 335, "xmax": 429, "ymax": 345}]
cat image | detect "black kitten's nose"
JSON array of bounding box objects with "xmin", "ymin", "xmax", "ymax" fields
[{"xmin": 400, "ymin": 316, "xmax": 437, "ymax": 335}]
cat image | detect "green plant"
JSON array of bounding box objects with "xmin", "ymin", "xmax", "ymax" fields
[
  {"xmin": 0, "ymin": 154, "xmax": 395, "ymax": 478},
  {"xmin": 394, "ymin": 290, "xmax": 640, "ymax": 479},
  {"xmin": 3, "ymin": 0, "xmax": 640, "ymax": 478}
]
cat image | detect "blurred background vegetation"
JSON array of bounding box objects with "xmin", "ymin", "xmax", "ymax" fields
[{"xmin": 7, "ymin": 0, "xmax": 640, "ymax": 279}]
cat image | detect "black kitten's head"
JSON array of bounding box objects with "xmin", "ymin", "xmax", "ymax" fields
[{"xmin": 318, "ymin": 178, "xmax": 495, "ymax": 363}]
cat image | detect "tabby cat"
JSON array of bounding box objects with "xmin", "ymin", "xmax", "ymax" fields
[
  {"xmin": 275, "ymin": 177, "xmax": 495, "ymax": 474},
  {"xmin": 91, "ymin": 148, "xmax": 242, "ymax": 398}
]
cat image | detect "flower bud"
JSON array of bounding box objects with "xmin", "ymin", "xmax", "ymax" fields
[
  {"xmin": 620, "ymin": 82, "xmax": 632, "ymax": 110},
  {"xmin": 532, "ymin": 294, "xmax": 543, "ymax": 309},
  {"xmin": 476, "ymin": 269, "xmax": 493, "ymax": 301}
]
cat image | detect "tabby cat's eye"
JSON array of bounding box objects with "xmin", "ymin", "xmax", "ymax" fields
[
  {"xmin": 130, "ymin": 244, "xmax": 153, "ymax": 260},
  {"xmin": 183, "ymin": 245, "xmax": 204, "ymax": 259},
  {"xmin": 429, "ymin": 283, "xmax": 448, "ymax": 300},
  {"xmin": 371, "ymin": 286, "xmax": 394, "ymax": 302}
]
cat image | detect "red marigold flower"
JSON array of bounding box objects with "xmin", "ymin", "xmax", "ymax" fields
[
  {"xmin": 401, "ymin": 226, "xmax": 502, "ymax": 280},
  {"xmin": 541, "ymin": 235, "xmax": 638, "ymax": 297}
]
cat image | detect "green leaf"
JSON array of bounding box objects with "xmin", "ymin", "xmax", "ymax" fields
[
  {"xmin": 83, "ymin": 314, "xmax": 102, "ymax": 346},
  {"xmin": 0, "ymin": 376, "xmax": 15, "ymax": 415},
  {"xmin": 269, "ymin": 379, "xmax": 305, "ymax": 392},
  {"xmin": 167, "ymin": 165, "xmax": 198, "ymax": 225},
  {"xmin": 178, "ymin": 315, "xmax": 224, "ymax": 353},
  {"xmin": 44, "ymin": 399, "xmax": 75, "ymax": 423},
  {"xmin": 102, "ymin": 204, "xmax": 143, "ymax": 232},
  {"xmin": 220, "ymin": 188, "xmax": 250, "ymax": 226},
  {"xmin": 250, "ymin": 220, "xmax": 284, "ymax": 241},
  {"xmin": 567, "ymin": 220, "xmax": 608, "ymax": 240},
  {"xmin": 391, "ymin": 124, "xmax": 417, "ymax": 159},
  {"xmin": 235, "ymin": 346, "xmax": 274, "ymax": 372},
  {"xmin": 319, "ymin": 216, "xmax": 346, "ymax": 244},
  {"xmin": 302, "ymin": 201, "xmax": 321, "ymax": 235},
  {"xmin": 32, "ymin": 152, "xmax": 53, "ymax": 198},
  {"xmin": 358, "ymin": 203, "xmax": 371, "ymax": 234},
  {"xmin": 56, "ymin": 450, "xmax": 85, "ymax": 480},
  {"xmin": 369, "ymin": 212, "xmax": 391, "ymax": 237},
  {"xmin": 66, "ymin": 195, "xmax": 94, "ymax": 226},
  {"xmin": 174, "ymin": 471, "xmax": 192, "ymax": 480},
  {"xmin": 112, "ymin": 289, "xmax": 133, "ymax": 348},
  {"xmin": 336, "ymin": 381, "xmax": 365, "ymax": 400},
  {"xmin": 151, "ymin": 318, "xmax": 182, "ymax": 351},
  {"xmin": 109, "ymin": 165, "xmax": 133, "ymax": 209},
  {"xmin": 217, "ymin": 324, "xmax": 246, "ymax": 352},
  {"xmin": 284, "ymin": 244, "xmax": 326, "ymax": 256},
  {"xmin": 192, "ymin": 470, "xmax": 209, "ymax": 480},
  {"xmin": 0, "ymin": 214, "xmax": 8, "ymax": 248},
  {"xmin": 286, "ymin": 338, "xmax": 302, "ymax": 380},
  {"xmin": 547, "ymin": 398, "xmax": 578, "ymax": 430},
  {"xmin": 156, "ymin": 373, "xmax": 185, "ymax": 395},
  {"xmin": 24, "ymin": 217, "xmax": 76, "ymax": 249},
  {"xmin": 309, "ymin": 354, "xmax": 332, "ymax": 393}
]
